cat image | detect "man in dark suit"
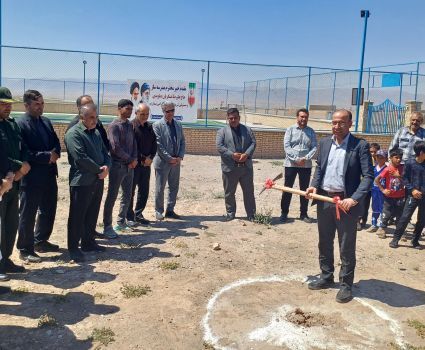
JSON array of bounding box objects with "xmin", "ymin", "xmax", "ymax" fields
[
  {"xmin": 216, "ymin": 108, "xmax": 256, "ymax": 221},
  {"xmin": 306, "ymin": 109, "xmax": 373, "ymax": 303},
  {"xmin": 17, "ymin": 90, "xmax": 61, "ymax": 262},
  {"xmin": 66, "ymin": 95, "xmax": 110, "ymax": 152},
  {"xmin": 153, "ymin": 101, "xmax": 186, "ymax": 220}
]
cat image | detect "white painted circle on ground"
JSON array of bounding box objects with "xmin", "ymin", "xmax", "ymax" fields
[{"xmin": 202, "ymin": 275, "xmax": 406, "ymax": 350}]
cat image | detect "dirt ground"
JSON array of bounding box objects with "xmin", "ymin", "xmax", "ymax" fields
[{"xmin": 0, "ymin": 154, "xmax": 424, "ymax": 350}]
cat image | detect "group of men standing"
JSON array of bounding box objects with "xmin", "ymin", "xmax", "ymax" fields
[
  {"xmin": 0, "ymin": 86, "xmax": 186, "ymax": 271},
  {"xmin": 0, "ymin": 84, "xmax": 423, "ymax": 303}
]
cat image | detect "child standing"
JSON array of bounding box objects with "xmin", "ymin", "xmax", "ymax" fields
[
  {"xmin": 375, "ymin": 148, "xmax": 405, "ymax": 239},
  {"xmin": 358, "ymin": 143, "xmax": 381, "ymax": 230},
  {"xmin": 367, "ymin": 149, "xmax": 387, "ymax": 232},
  {"xmin": 389, "ymin": 141, "xmax": 425, "ymax": 249}
]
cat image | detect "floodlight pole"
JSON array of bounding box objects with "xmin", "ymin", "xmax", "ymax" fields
[{"xmin": 355, "ymin": 10, "xmax": 370, "ymax": 132}]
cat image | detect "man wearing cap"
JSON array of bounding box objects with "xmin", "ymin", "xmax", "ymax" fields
[
  {"xmin": 66, "ymin": 95, "xmax": 110, "ymax": 151},
  {"xmin": 17, "ymin": 90, "xmax": 61, "ymax": 263},
  {"xmin": 216, "ymin": 107, "xmax": 256, "ymax": 221},
  {"xmin": 65, "ymin": 103, "xmax": 110, "ymax": 262},
  {"xmin": 102, "ymin": 99, "xmax": 137, "ymax": 237},
  {"xmin": 153, "ymin": 101, "xmax": 185, "ymax": 220},
  {"xmin": 0, "ymin": 87, "xmax": 30, "ymax": 274}
]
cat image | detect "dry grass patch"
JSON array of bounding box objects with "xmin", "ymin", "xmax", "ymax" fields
[
  {"xmin": 120, "ymin": 284, "xmax": 151, "ymax": 298},
  {"xmin": 38, "ymin": 313, "xmax": 58, "ymax": 328},
  {"xmin": 160, "ymin": 261, "xmax": 180, "ymax": 270},
  {"xmin": 89, "ymin": 327, "xmax": 115, "ymax": 347}
]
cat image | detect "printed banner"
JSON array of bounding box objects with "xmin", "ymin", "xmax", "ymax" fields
[{"xmin": 127, "ymin": 80, "xmax": 198, "ymax": 123}]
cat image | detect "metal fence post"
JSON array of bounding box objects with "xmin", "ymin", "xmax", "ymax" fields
[
  {"xmin": 415, "ymin": 62, "xmax": 420, "ymax": 101},
  {"xmin": 399, "ymin": 73, "xmax": 403, "ymax": 106},
  {"xmin": 331, "ymin": 71, "xmax": 337, "ymax": 109},
  {"xmin": 205, "ymin": 61, "xmax": 210, "ymax": 127},
  {"xmin": 266, "ymin": 79, "xmax": 271, "ymax": 113},
  {"xmin": 242, "ymin": 82, "xmax": 246, "ymax": 111},
  {"xmin": 101, "ymin": 82, "xmax": 105, "ymax": 105},
  {"xmin": 306, "ymin": 67, "xmax": 311, "ymax": 109},
  {"xmin": 97, "ymin": 53, "xmax": 101, "ymax": 115},
  {"xmin": 200, "ymin": 68, "xmax": 205, "ymax": 119},
  {"xmin": 23, "ymin": 78, "xmax": 26, "ymax": 94},
  {"xmin": 63, "ymin": 81, "xmax": 66, "ymax": 101},
  {"xmin": 254, "ymin": 80, "xmax": 259, "ymax": 113},
  {"xmin": 225, "ymin": 89, "xmax": 229, "ymax": 108},
  {"xmin": 366, "ymin": 67, "xmax": 371, "ymax": 100},
  {"xmin": 284, "ymin": 77, "xmax": 288, "ymax": 110}
]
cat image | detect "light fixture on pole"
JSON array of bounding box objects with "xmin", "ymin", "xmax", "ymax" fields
[
  {"xmin": 83, "ymin": 60, "xmax": 87, "ymax": 95},
  {"xmin": 354, "ymin": 10, "xmax": 370, "ymax": 132}
]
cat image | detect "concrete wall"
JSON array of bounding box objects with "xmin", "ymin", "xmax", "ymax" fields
[{"xmin": 53, "ymin": 122, "xmax": 395, "ymax": 159}]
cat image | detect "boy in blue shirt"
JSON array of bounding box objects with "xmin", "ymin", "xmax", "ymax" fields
[
  {"xmin": 389, "ymin": 141, "xmax": 425, "ymax": 249},
  {"xmin": 367, "ymin": 149, "xmax": 387, "ymax": 232}
]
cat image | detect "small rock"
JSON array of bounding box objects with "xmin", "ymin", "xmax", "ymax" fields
[
  {"xmin": 46, "ymin": 330, "xmax": 52, "ymax": 336},
  {"xmin": 228, "ymin": 259, "xmax": 232, "ymax": 262},
  {"xmin": 213, "ymin": 243, "xmax": 221, "ymax": 251},
  {"xmin": 174, "ymin": 254, "xmax": 180, "ymax": 257},
  {"xmin": 55, "ymin": 269, "xmax": 65, "ymax": 274},
  {"xmin": 148, "ymin": 253, "xmax": 153, "ymax": 257}
]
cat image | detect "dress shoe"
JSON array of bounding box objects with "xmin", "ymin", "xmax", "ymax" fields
[
  {"xmin": 279, "ymin": 214, "xmax": 288, "ymax": 223},
  {"xmin": 389, "ymin": 239, "xmax": 399, "ymax": 248},
  {"xmin": 336, "ymin": 286, "xmax": 353, "ymax": 303},
  {"xmin": 412, "ymin": 242, "xmax": 422, "ymax": 250},
  {"xmin": 165, "ymin": 211, "xmax": 181, "ymax": 219},
  {"xmin": 0, "ymin": 286, "xmax": 11, "ymax": 294},
  {"xmin": 19, "ymin": 251, "xmax": 42, "ymax": 263},
  {"xmin": 34, "ymin": 241, "xmax": 60, "ymax": 253},
  {"xmin": 81, "ymin": 242, "xmax": 106, "ymax": 252},
  {"xmin": 136, "ymin": 217, "xmax": 151, "ymax": 225},
  {"xmin": 2, "ymin": 259, "xmax": 26, "ymax": 273},
  {"xmin": 225, "ymin": 213, "xmax": 235, "ymax": 221},
  {"xmin": 0, "ymin": 264, "xmax": 9, "ymax": 281},
  {"xmin": 69, "ymin": 249, "xmax": 85, "ymax": 263},
  {"xmin": 300, "ymin": 215, "xmax": 314, "ymax": 224},
  {"xmin": 308, "ymin": 278, "xmax": 334, "ymax": 290},
  {"xmin": 93, "ymin": 230, "xmax": 105, "ymax": 239}
]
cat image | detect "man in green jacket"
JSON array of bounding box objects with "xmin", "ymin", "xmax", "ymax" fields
[
  {"xmin": 65, "ymin": 103, "xmax": 111, "ymax": 262},
  {"xmin": 0, "ymin": 87, "xmax": 30, "ymax": 275}
]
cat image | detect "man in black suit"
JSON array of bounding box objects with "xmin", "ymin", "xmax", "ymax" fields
[
  {"xmin": 17, "ymin": 90, "xmax": 61, "ymax": 262},
  {"xmin": 306, "ymin": 109, "xmax": 373, "ymax": 303},
  {"xmin": 66, "ymin": 95, "xmax": 110, "ymax": 152}
]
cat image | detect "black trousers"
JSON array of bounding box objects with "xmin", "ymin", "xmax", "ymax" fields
[
  {"xmin": 280, "ymin": 167, "xmax": 311, "ymax": 217},
  {"xmin": 126, "ymin": 165, "xmax": 151, "ymax": 221},
  {"xmin": 68, "ymin": 180, "xmax": 103, "ymax": 251},
  {"xmin": 222, "ymin": 166, "xmax": 256, "ymax": 217},
  {"xmin": 317, "ymin": 200, "xmax": 357, "ymax": 287},
  {"xmin": 393, "ymin": 196, "xmax": 425, "ymax": 244},
  {"xmin": 17, "ymin": 180, "xmax": 58, "ymax": 252},
  {"xmin": 0, "ymin": 183, "xmax": 19, "ymax": 260},
  {"xmin": 359, "ymin": 191, "xmax": 371, "ymax": 223},
  {"xmin": 380, "ymin": 197, "xmax": 405, "ymax": 227}
]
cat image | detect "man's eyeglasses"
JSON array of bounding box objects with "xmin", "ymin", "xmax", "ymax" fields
[{"xmin": 165, "ymin": 109, "xmax": 175, "ymax": 113}]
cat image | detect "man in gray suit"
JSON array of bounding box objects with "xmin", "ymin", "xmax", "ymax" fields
[
  {"xmin": 216, "ymin": 108, "xmax": 256, "ymax": 221},
  {"xmin": 153, "ymin": 101, "xmax": 186, "ymax": 220}
]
